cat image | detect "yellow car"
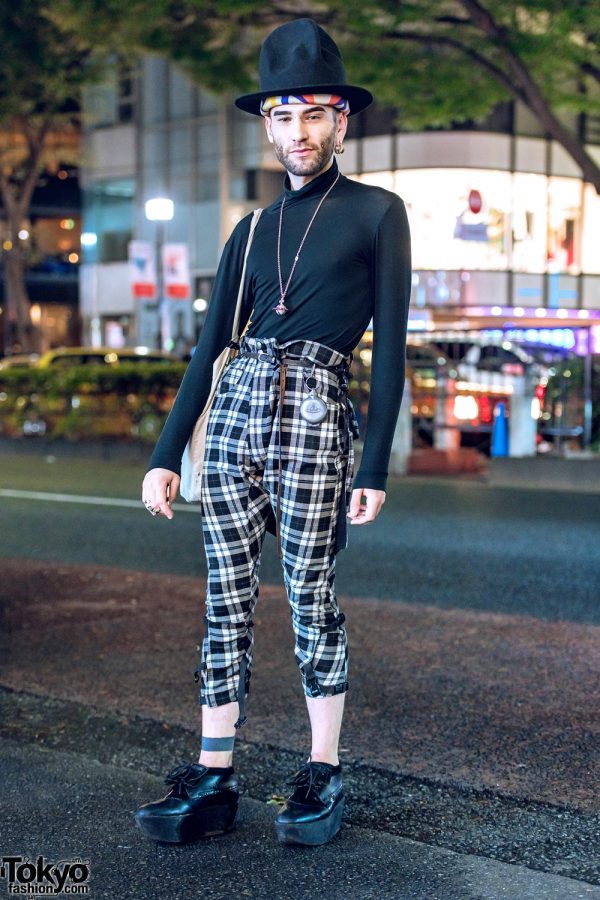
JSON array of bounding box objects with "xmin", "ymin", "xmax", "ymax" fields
[
  {"xmin": 36, "ymin": 346, "xmax": 179, "ymax": 368},
  {"xmin": 0, "ymin": 346, "xmax": 183, "ymax": 441}
]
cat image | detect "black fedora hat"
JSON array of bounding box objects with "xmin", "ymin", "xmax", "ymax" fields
[{"xmin": 234, "ymin": 18, "xmax": 373, "ymax": 116}]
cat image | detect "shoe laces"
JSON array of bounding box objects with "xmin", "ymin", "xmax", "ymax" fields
[
  {"xmin": 164, "ymin": 763, "xmax": 207, "ymax": 798},
  {"xmin": 285, "ymin": 762, "xmax": 334, "ymax": 801}
]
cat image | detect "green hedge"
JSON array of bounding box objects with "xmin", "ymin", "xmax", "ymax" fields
[
  {"xmin": 0, "ymin": 363, "xmax": 186, "ymax": 441},
  {"xmin": 0, "ymin": 362, "xmax": 186, "ymax": 397}
]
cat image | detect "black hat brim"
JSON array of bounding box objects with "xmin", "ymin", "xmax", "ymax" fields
[{"xmin": 234, "ymin": 83, "xmax": 373, "ymax": 116}]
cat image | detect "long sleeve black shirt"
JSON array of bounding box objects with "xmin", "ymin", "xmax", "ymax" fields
[{"xmin": 148, "ymin": 159, "xmax": 412, "ymax": 491}]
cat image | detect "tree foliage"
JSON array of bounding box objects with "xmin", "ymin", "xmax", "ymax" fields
[
  {"xmin": 56, "ymin": 1, "xmax": 600, "ymax": 168},
  {"xmin": 0, "ymin": 0, "xmax": 105, "ymax": 352}
]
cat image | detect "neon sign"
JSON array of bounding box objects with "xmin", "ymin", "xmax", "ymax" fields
[{"xmin": 482, "ymin": 328, "xmax": 576, "ymax": 349}]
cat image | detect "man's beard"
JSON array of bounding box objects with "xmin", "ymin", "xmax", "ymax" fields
[{"xmin": 273, "ymin": 130, "xmax": 336, "ymax": 177}]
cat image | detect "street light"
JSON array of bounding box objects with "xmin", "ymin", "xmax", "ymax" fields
[
  {"xmin": 144, "ymin": 198, "xmax": 174, "ymax": 350},
  {"xmin": 145, "ymin": 198, "xmax": 174, "ymax": 223}
]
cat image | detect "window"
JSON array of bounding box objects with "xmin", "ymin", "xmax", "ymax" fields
[
  {"xmin": 394, "ymin": 168, "xmax": 512, "ymax": 271},
  {"xmin": 82, "ymin": 180, "xmax": 134, "ymax": 264},
  {"xmin": 385, "ymin": 167, "xmax": 584, "ymax": 276},
  {"xmin": 547, "ymin": 177, "xmax": 581, "ymax": 275}
]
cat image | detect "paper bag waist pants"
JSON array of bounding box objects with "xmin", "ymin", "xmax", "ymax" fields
[{"xmin": 196, "ymin": 336, "xmax": 360, "ymax": 724}]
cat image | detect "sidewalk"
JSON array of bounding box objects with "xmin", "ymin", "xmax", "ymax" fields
[
  {"xmin": 2, "ymin": 738, "xmax": 597, "ymax": 900},
  {"xmin": 486, "ymin": 455, "xmax": 600, "ymax": 493},
  {"xmin": 3, "ymin": 436, "xmax": 600, "ymax": 493},
  {"xmin": 1, "ymin": 558, "xmax": 599, "ymax": 899}
]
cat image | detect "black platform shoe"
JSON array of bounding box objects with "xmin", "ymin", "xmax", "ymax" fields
[
  {"xmin": 275, "ymin": 761, "xmax": 344, "ymax": 846},
  {"xmin": 134, "ymin": 762, "xmax": 239, "ymax": 843}
]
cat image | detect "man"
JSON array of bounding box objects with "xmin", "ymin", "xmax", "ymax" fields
[{"xmin": 135, "ymin": 18, "xmax": 411, "ymax": 847}]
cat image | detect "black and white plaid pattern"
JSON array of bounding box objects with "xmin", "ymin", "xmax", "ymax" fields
[{"xmin": 198, "ymin": 336, "xmax": 359, "ymax": 713}]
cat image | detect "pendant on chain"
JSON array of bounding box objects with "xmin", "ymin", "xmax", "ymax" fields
[
  {"xmin": 273, "ymin": 300, "xmax": 289, "ymax": 316},
  {"xmin": 273, "ymin": 174, "xmax": 340, "ymax": 318}
]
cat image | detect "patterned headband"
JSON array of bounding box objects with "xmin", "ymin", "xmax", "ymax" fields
[{"xmin": 260, "ymin": 94, "xmax": 350, "ymax": 117}]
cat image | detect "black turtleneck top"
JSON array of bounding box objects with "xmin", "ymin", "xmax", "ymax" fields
[{"xmin": 148, "ymin": 159, "xmax": 412, "ymax": 491}]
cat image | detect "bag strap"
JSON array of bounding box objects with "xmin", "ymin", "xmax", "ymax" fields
[{"xmin": 231, "ymin": 208, "xmax": 263, "ymax": 344}]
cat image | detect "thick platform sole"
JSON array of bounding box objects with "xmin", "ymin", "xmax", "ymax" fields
[
  {"xmin": 275, "ymin": 796, "xmax": 344, "ymax": 846},
  {"xmin": 135, "ymin": 799, "xmax": 238, "ymax": 844}
]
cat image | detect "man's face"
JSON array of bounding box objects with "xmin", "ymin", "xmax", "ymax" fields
[{"xmin": 264, "ymin": 104, "xmax": 347, "ymax": 177}]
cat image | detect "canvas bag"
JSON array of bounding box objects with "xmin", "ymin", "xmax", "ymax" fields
[{"xmin": 179, "ymin": 208, "xmax": 262, "ymax": 502}]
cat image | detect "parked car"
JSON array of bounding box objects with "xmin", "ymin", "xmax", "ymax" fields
[
  {"xmin": 0, "ymin": 354, "xmax": 40, "ymax": 370},
  {"xmin": 35, "ymin": 346, "xmax": 179, "ymax": 368},
  {"xmin": 456, "ymin": 341, "xmax": 547, "ymax": 383},
  {"xmin": 405, "ymin": 334, "xmax": 569, "ymax": 453},
  {"xmin": 0, "ymin": 346, "xmax": 184, "ymax": 442},
  {"xmin": 405, "ymin": 341, "xmax": 449, "ymax": 447}
]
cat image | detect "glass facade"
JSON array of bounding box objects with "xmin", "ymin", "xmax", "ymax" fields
[
  {"xmin": 356, "ymin": 168, "xmax": 592, "ymax": 279},
  {"xmin": 80, "ymin": 57, "xmax": 600, "ymax": 339},
  {"xmin": 349, "ymin": 164, "xmax": 600, "ymax": 322},
  {"xmin": 82, "ymin": 179, "xmax": 134, "ymax": 264}
]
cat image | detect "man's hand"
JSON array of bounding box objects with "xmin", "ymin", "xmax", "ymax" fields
[
  {"xmin": 347, "ymin": 488, "xmax": 386, "ymax": 525},
  {"xmin": 142, "ymin": 468, "xmax": 180, "ymax": 520}
]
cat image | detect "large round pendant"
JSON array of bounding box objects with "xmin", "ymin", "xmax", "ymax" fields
[{"xmin": 300, "ymin": 390, "xmax": 328, "ymax": 424}]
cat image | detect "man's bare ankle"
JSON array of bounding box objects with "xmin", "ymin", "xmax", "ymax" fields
[
  {"xmin": 309, "ymin": 754, "xmax": 340, "ymax": 766},
  {"xmin": 199, "ymin": 752, "xmax": 233, "ymax": 768}
]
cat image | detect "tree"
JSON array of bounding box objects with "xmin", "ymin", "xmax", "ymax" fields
[
  {"xmin": 0, "ymin": 1, "xmax": 106, "ymax": 352},
  {"xmin": 59, "ymin": 0, "xmax": 600, "ymax": 191},
  {"xmin": 335, "ymin": 0, "xmax": 600, "ymax": 190},
  {"xmin": 0, "ymin": 0, "xmax": 240, "ymax": 353}
]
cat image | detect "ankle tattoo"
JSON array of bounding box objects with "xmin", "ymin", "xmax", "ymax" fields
[{"xmin": 201, "ymin": 735, "xmax": 235, "ymax": 752}]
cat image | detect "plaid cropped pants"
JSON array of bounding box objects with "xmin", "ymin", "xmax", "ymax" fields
[{"xmin": 196, "ymin": 336, "xmax": 359, "ymax": 726}]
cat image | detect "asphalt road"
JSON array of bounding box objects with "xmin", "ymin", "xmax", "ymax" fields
[{"xmin": 1, "ymin": 454, "xmax": 599, "ymax": 623}]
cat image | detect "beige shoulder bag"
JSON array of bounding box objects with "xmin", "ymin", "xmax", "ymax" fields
[{"xmin": 179, "ymin": 207, "xmax": 262, "ymax": 502}]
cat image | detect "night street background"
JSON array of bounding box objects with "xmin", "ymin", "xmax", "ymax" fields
[{"xmin": 2, "ymin": 0, "xmax": 600, "ymax": 896}]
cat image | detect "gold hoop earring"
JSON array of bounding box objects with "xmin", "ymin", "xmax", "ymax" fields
[{"xmin": 335, "ymin": 142, "xmax": 345, "ymax": 155}]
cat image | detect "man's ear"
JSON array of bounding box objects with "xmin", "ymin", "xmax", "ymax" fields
[
  {"xmin": 336, "ymin": 110, "xmax": 348, "ymax": 145},
  {"xmin": 264, "ymin": 115, "xmax": 274, "ymax": 143}
]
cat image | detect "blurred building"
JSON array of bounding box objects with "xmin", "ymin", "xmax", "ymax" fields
[
  {"xmin": 0, "ymin": 162, "xmax": 81, "ymax": 354},
  {"xmin": 79, "ymin": 58, "xmax": 600, "ymax": 453},
  {"xmin": 80, "ymin": 58, "xmax": 600, "ymax": 345}
]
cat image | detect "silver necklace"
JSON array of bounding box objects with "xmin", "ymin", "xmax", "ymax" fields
[{"xmin": 273, "ymin": 171, "xmax": 341, "ymax": 316}]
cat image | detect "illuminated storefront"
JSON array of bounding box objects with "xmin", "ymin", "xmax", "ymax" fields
[
  {"xmin": 353, "ymin": 167, "xmax": 597, "ymax": 309},
  {"xmin": 342, "ymin": 153, "xmax": 599, "ymax": 451}
]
